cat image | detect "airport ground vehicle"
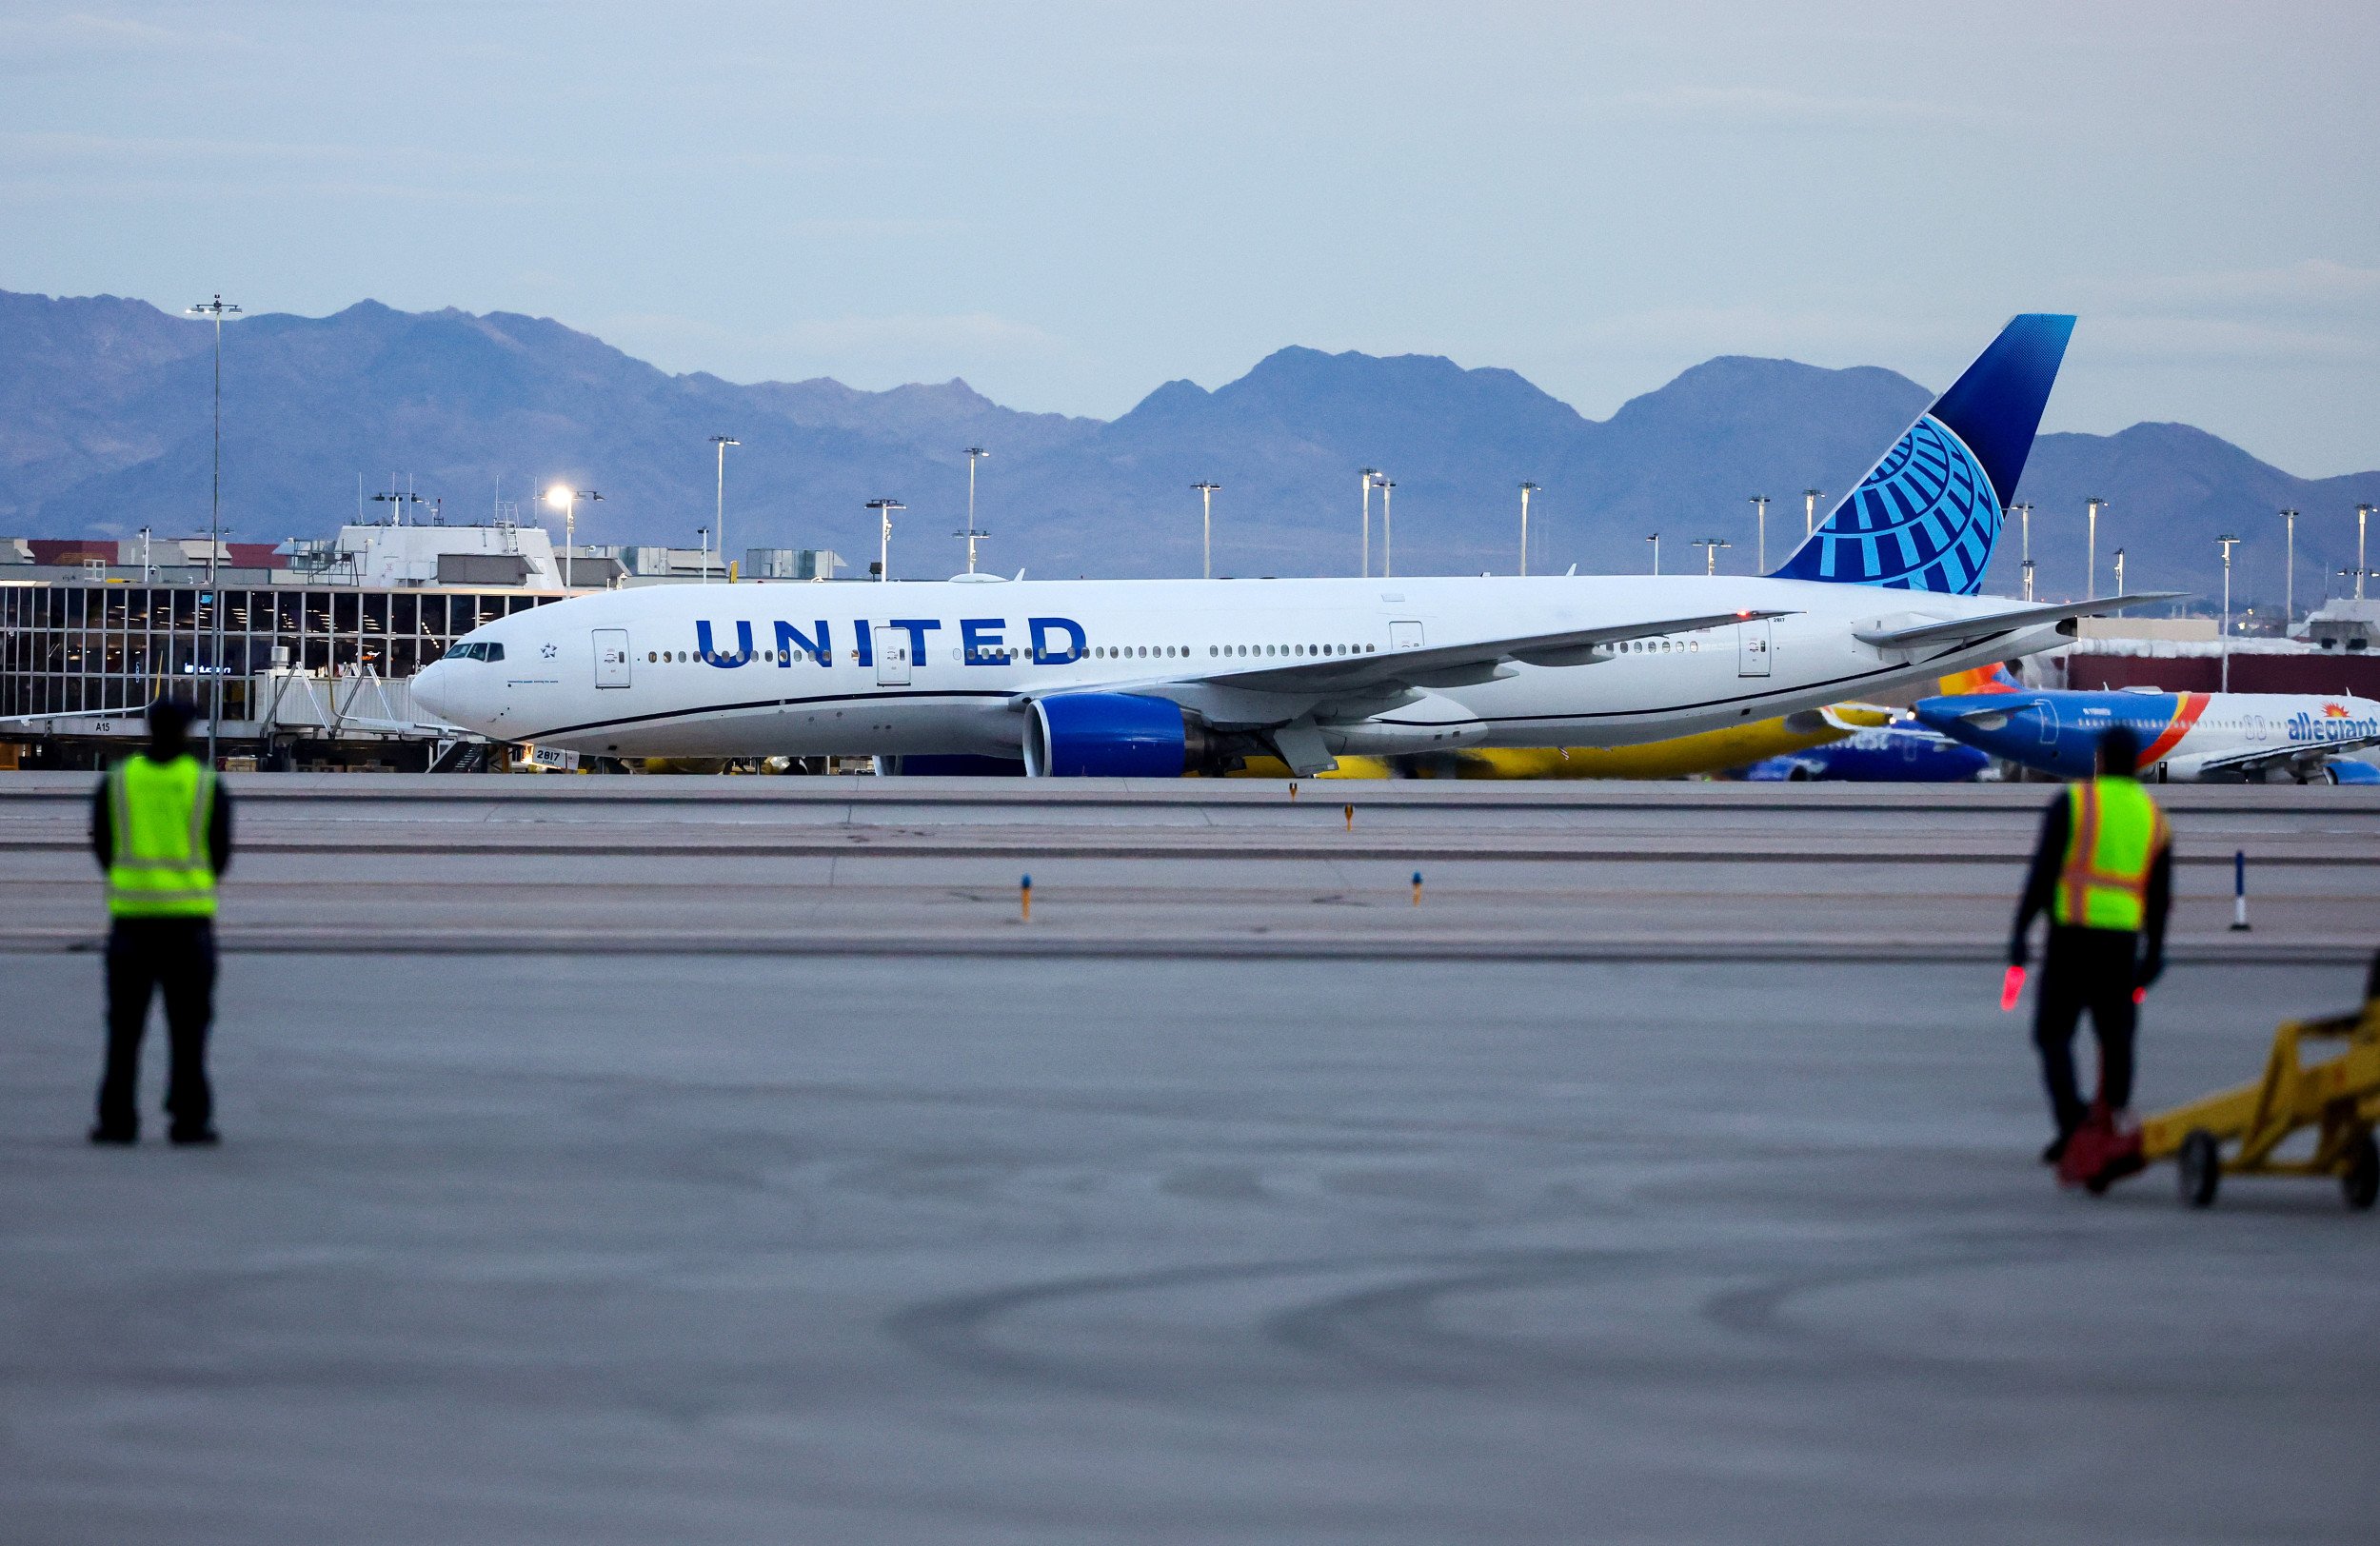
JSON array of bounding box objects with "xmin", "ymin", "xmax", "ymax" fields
[
  {"xmin": 2146, "ymin": 983, "xmax": 2380, "ymax": 1210},
  {"xmin": 2063, "ymin": 963, "xmax": 2380, "ymax": 1209}
]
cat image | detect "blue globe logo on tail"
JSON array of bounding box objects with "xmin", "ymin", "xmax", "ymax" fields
[
  {"xmin": 1771, "ymin": 313, "xmax": 2074, "ymax": 597},
  {"xmin": 1780, "ymin": 414, "xmax": 1999, "ymax": 594}
]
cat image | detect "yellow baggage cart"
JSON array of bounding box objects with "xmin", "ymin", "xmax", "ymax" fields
[{"xmin": 2139, "ymin": 961, "xmax": 2380, "ymax": 1210}]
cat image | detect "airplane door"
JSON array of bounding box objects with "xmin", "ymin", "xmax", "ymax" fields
[
  {"xmin": 2036, "ymin": 702, "xmax": 2058, "ymax": 744},
  {"xmin": 1390, "ymin": 621, "xmax": 1425, "ymax": 650},
  {"xmin": 1736, "ymin": 619, "xmax": 1772, "ymax": 677},
  {"xmin": 873, "ymin": 624, "xmax": 911, "ymax": 685},
  {"xmin": 593, "ymin": 628, "xmax": 630, "ymax": 688}
]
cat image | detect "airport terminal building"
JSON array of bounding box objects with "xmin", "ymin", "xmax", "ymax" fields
[
  {"xmin": 0, "ymin": 524, "xmax": 853, "ymax": 770},
  {"xmin": 0, "ymin": 524, "xmax": 583, "ymax": 769}
]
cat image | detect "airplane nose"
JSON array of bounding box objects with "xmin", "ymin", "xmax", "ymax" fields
[{"xmin": 412, "ymin": 662, "xmax": 456, "ymax": 723}]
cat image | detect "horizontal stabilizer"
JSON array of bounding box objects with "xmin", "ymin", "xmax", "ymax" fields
[{"xmin": 1854, "ymin": 593, "xmax": 2184, "ymax": 652}]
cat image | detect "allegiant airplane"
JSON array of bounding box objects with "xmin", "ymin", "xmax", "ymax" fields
[
  {"xmin": 1911, "ymin": 665, "xmax": 2380, "ymax": 783},
  {"xmin": 416, "ymin": 313, "xmax": 2174, "ymax": 776}
]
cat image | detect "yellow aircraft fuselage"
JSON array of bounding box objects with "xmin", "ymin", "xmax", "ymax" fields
[{"xmin": 1230, "ymin": 705, "xmax": 1892, "ymax": 781}]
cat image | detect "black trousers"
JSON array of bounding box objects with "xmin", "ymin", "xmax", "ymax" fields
[
  {"xmin": 2032, "ymin": 924, "xmax": 2140, "ymax": 1136},
  {"xmin": 96, "ymin": 918, "xmax": 216, "ymax": 1138}
]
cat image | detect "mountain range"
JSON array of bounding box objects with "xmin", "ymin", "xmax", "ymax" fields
[{"xmin": 3, "ymin": 287, "xmax": 2374, "ymax": 607}]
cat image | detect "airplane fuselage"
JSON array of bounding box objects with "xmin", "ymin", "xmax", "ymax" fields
[
  {"xmin": 415, "ymin": 574, "xmax": 2077, "ymax": 765},
  {"xmin": 1915, "ymin": 686, "xmax": 2380, "ymax": 782}
]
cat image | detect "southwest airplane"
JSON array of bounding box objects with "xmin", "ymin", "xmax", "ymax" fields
[
  {"xmin": 1913, "ymin": 665, "xmax": 2380, "ymax": 783},
  {"xmin": 416, "ymin": 314, "xmax": 2171, "ymax": 776},
  {"xmin": 1741, "ymin": 722, "xmax": 1989, "ymax": 783}
]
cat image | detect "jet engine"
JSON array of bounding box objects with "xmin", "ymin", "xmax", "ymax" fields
[{"xmin": 1023, "ymin": 693, "xmax": 1220, "ymax": 777}]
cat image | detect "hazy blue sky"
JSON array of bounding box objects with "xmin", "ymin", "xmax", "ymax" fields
[{"xmin": 5, "ymin": 1, "xmax": 2377, "ymax": 473}]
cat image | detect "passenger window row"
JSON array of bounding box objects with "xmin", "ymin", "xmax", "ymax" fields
[{"xmin": 638, "ymin": 641, "xmax": 1383, "ymax": 666}]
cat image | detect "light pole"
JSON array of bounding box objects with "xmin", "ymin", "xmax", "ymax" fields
[
  {"xmin": 1749, "ymin": 494, "xmax": 1769, "ymax": 572},
  {"xmin": 2112, "ymin": 547, "xmax": 2126, "ymax": 595},
  {"xmin": 1518, "ymin": 482, "xmax": 1539, "ymax": 576},
  {"xmin": 959, "ymin": 446, "xmax": 991, "ymax": 573},
  {"xmin": 1192, "ymin": 482, "xmax": 1221, "ymax": 579},
  {"xmin": 697, "ymin": 525, "xmax": 709, "ymax": 578},
  {"xmin": 1378, "ymin": 479, "xmax": 1395, "ymax": 578},
  {"xmin": 544, "ymin": 486, "xmax": 600, "ymax": 588},
  {"xmin": 867, "ymin": 499, "xmax": 904, "ymax": 582},
  {"xmin": 709, "ymin": 436, "xmax": 739, "ymax": 582},
  {"xmin": 2216, "ymin": 534, "xmax": 2240, "ymax": 692},
  {"xmin": 1646, "ymin": 532, "xmax": 1660, "ymax": 575},
  {"xmin": 187, "ymin": 294, "xmax": 239, "ymax": 766},
  {"xmin": 370, "ymin": 486, "xmax": 423, "ymax": 525},
  {"xmin": 2357, "ymin": 505, "xmax": 2372, "ymax": 601},
  {"xmin": 2274, "ymin": 507, "xmax": 2297, "ymax": 629},
  {"xmin": 1359, "ymin": 468, "xmax": 1378, "ymax": 577},
  {"xmin": 2085, "ymin": 496, "xmax": 2106, "ymax": 597},
  {"xmin": 1802, "ymin": 488, "xmax": 1823, "ymax": 540},
  {"xmin": 2012, "ymin": 502, "xmax": 2033, "ymax": 601},
  {"xmin": 1693, "ymin": 537, "xmax": 1730, "ymax": 576}
]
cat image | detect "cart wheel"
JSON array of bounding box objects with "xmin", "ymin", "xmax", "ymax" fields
[
  {"xmin": 2344, "ymin": 1132, "xmax": 2379, "ymax": 1212},
  {"xmin": 2179, "ymin": 1129, "xmax": 2221, "ymax": 1209}
]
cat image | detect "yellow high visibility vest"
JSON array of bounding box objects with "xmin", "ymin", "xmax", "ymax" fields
[
  {"xmin": 107, "ymin": 755, "xmax": 218, "ymax": 919},
  {"xmin": 2052, "ymin": 775, "xmax": 2167, "ymax": 933}
]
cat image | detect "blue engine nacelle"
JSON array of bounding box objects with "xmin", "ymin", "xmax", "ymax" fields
[{"xmin": 1024, "ymin": 693, "xmax": 1205, "ymax": 777}]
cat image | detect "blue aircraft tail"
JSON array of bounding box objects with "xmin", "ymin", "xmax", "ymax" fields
[{"xmin": 1770, "ymin": 313, "xmax": 2074, "ymax": 595}]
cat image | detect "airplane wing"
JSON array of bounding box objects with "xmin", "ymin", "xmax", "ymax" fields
[
  {"xmin": 1008, "ymin": 607, "xmax": 1798, "ymax": 772},
  {"xmin": 1854, "ymin": 593, "xmax": 2186, "ymax": 651},
  {"xmin": 1052, "ymin": 608, "xmax": 1796, "ymax": 704},
  {"xmin": 2177, "ymin": 732, "xmax": 2380, "ymax": 781}
]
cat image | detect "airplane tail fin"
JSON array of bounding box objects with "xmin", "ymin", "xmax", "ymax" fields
[
  {"xmin": 1771, "ymin": 313, "xmax": 2074, "ymax": 595},
  {"xmin": 1935, "ymin": 662, "xmax": 2024, "ymax": 696}
]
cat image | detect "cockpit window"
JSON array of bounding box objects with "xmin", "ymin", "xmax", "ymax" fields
[{"xmin": 447, "ymin": 641, "xmax": 506, "ymax": 662}]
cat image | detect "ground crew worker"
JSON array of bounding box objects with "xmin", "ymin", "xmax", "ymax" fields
[
  {"xmin": 2009, "ymin": 723, "xmax": 2172, "ymax": 1161},
  {"xmin": 88, "ymin": 697, "xmax": 233, "ymax": 1146}
]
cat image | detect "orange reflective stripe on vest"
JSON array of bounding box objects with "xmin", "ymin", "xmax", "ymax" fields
[{"xmin": 2052, "ymin": 776, "xmax": 2166, "ymax": 932}]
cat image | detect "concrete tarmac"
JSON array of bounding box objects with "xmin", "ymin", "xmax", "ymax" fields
[
  {"xmin": 3, "ymin": 774, "xmax": 2375, "ymax": 960},
  {"xmin": 4, "ymin": 952, "xmax": 2376, "ymax": 1544},
  {"xmin": 5, "ymin": 775, "xmax": 2376, "ymax": 1540}
]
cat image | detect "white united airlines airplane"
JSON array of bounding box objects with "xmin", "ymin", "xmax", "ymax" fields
[{"xmin": 415, "ymin": 314, "xmax": 2175, "ymax": 776}]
